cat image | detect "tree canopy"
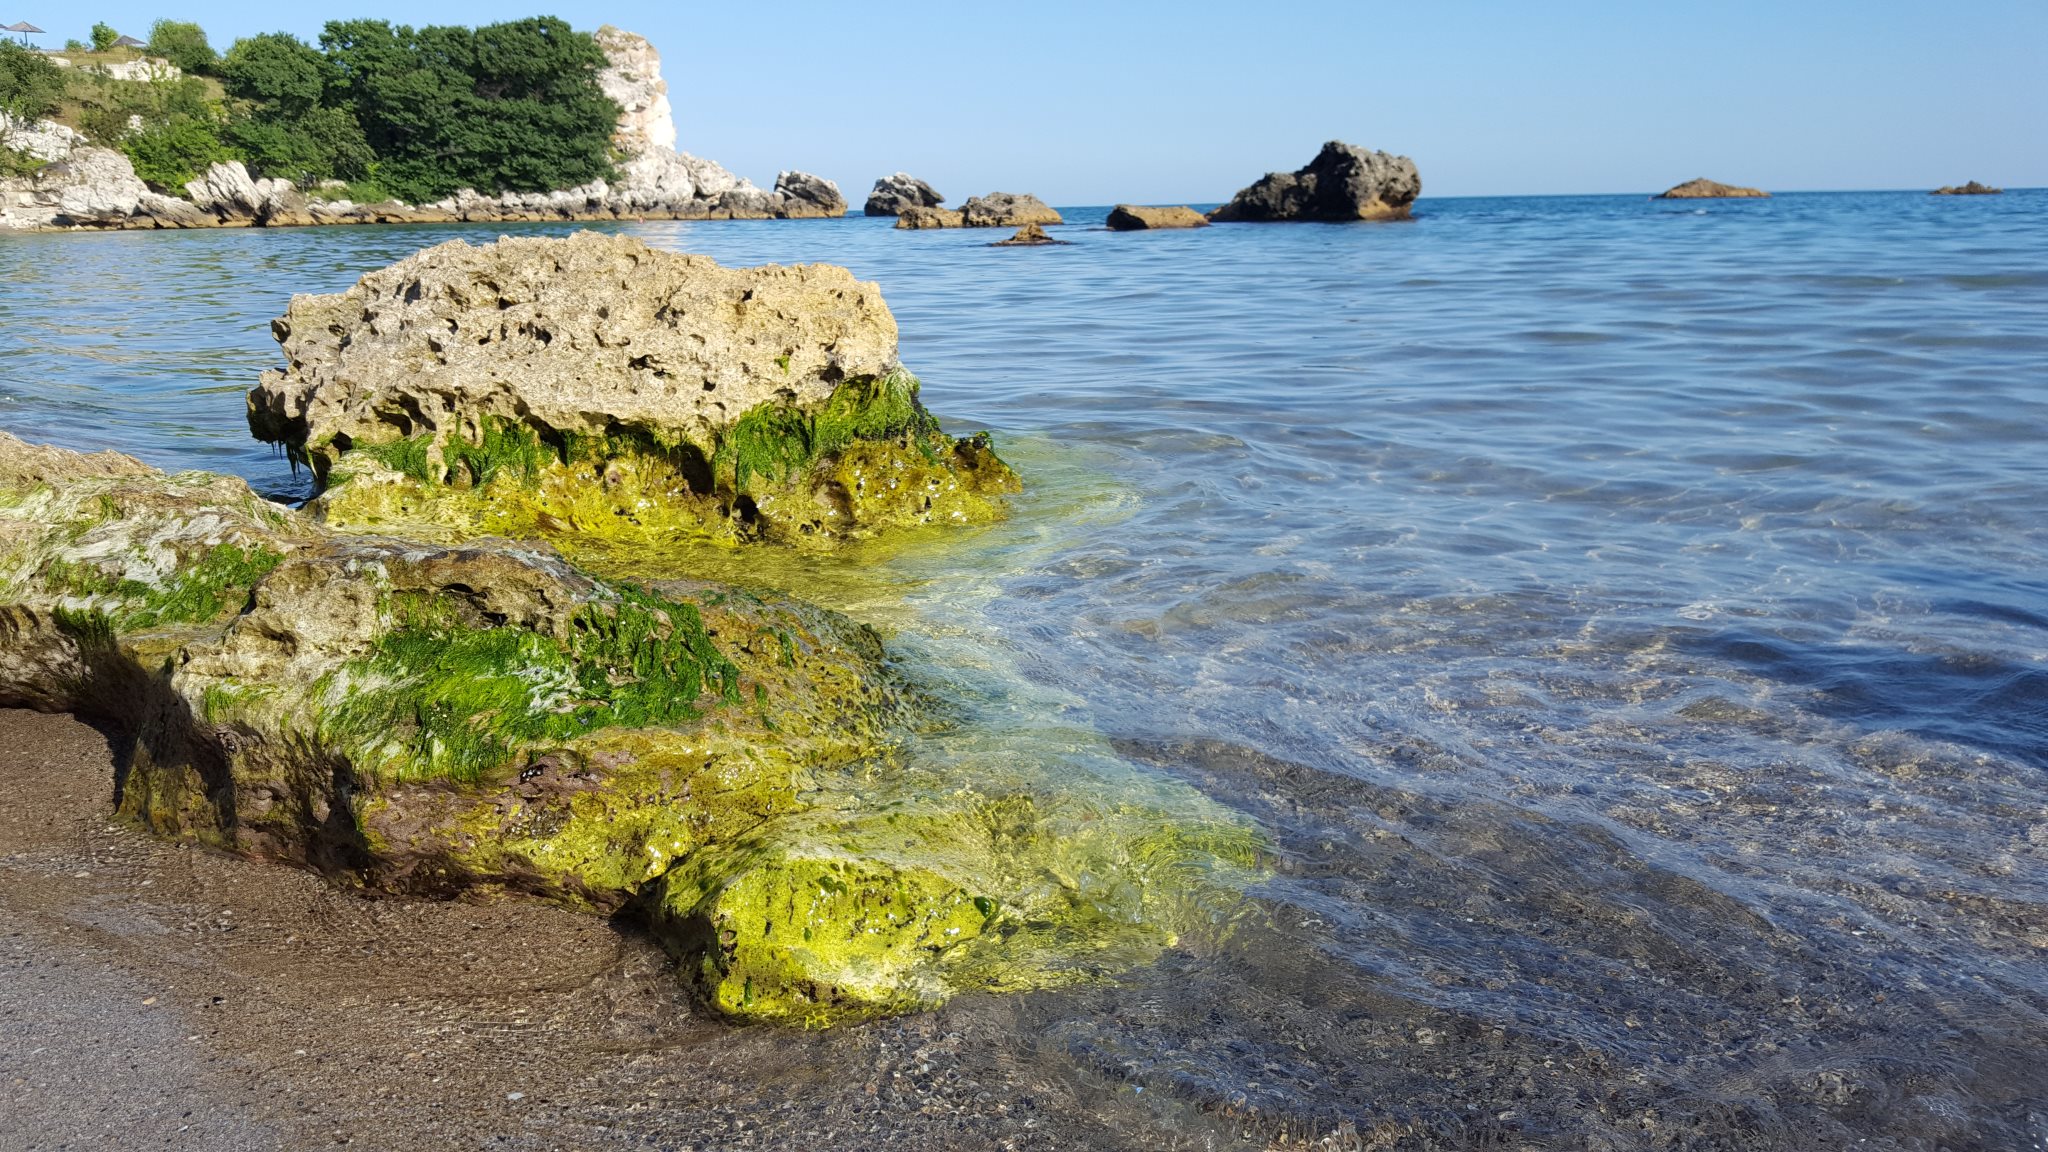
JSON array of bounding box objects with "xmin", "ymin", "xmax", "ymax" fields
[
  {"xmin": 146, "ymin": 19, "xmax": 217, "ymax": 74},
  {"xmin": 0, "ymin": 39, "xmax": 66, "ymax": 122}
]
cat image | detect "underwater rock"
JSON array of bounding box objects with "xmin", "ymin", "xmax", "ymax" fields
[
  {"xmin": 0, "ymin": 429, "xmax": 1258, "ymax": 1025},
  {"xmin": 1655, "ymin": 177, "xmax": 1770, "ymax": 199},
  {"xmin": 1931, "ymin": 181, "xmax": 2001, "ymax": 195},
  {"xmin": 1209, "ymin": 141, "xmax": 1420, "ymax": 222},
  {"xmin": 1106, "ymin": 204, "xmax": 1209, "ymax": 230},
  {"xmin": 864, "ymin": 172, "xmax": 945, "ymax": 216},
  {"xmin": 894, "ymin": 205, "xmax": 964, "ymax": 229},
  {"xmin": 246, "ymin": 232, "xmax": 1019, "ymax": 552},
  {"xmin": 960, "ymin": 192, "xmax": 1062, "ymax": 227}
]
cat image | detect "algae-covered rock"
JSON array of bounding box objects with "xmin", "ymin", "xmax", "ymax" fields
[
  {"xmin": 248, "ymin": 232, "xmax": 1018, "ymax": 553},
  {"xmin": 0, "ymin": 431, "xmax": 1259, "ymax": 1026}
]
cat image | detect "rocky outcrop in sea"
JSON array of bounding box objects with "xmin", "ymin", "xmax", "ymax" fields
[
  {"xmin": 1932, "ymin": 181, "xmax": 2002, "ymax": 195},
  {"xmin": 1210, "ymin": 141, "xmax": 1420, "ymax": 222},
  {"xmin": 0, "ymin": 28, "xmax": 845, "ymax": 231},
  {"xmin": 1107, "ymin": 204, "xmax": 1209, "ymax": 230},
  {"xmin": 0, "ymin": 233, "xmax": 1258, "ymax": 1025},
  {"xmin": 864, "ymin": 172, "xmax": 945, "ymax": 216},
  {"xmin": 1656, "ymin": 177, "xmax": 1770, "ymax": 199}
]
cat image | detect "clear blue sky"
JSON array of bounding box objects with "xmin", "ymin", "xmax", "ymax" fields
[{"xmin": 21, "ymin": 0, "xmax": 2046, "ymax": 202}]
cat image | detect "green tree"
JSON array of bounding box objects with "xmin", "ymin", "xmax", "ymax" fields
[
  {"xmin": 90, "ymin": 23, "xmax": 117, "ymax": 53},
  {"xmin": 0, "ymin": 39, "xmax": 67, "ymax": 121},
  {"xmin": 219, "ymin": 32, "xmax": 370, "ymax": 185},
  {"xmin": 146, "ymin": 19, "xmax": 217, "ymax": 74},
  {"xmin": 220, "ymin": 32, "xmax": 327, "ymax": 115}
]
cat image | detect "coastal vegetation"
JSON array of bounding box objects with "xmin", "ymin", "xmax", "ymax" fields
[{"xmin": 9, "ymin": 15, "xmax": 620, "ymax": 197}]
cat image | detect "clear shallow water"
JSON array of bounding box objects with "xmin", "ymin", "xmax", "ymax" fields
[{"xmin": 5, "ymin": 193, "xmax": 2048, "ymax": 1147}]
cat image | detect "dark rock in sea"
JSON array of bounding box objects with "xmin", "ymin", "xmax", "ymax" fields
[
  {"xmin": 960, "ymin": 192, "xmax": 1062, "ymax": 228},
  {"xmin": 1656, "ymin": 177, "xmax": 1769, "ymax": 199},
  {"xmin": 1209, "ymin": 141, "xmax": 1420, "ymax": 222},
  {"xmin": 991, "ymin": 222, "xmax": 1068, "ymax": 246},
  {"xmin": 1932, "ymin": 181, "xmax": 2002, "ymax": 195},
  {"xmin": 864, "ymin": 172, "xmax": 944, "ymax": 216},
  {"xmin": 1106, "ymin": 204, "xmax": 1209, "ymax": 231},
  {"xmin": 771, "ymin": 170, "xmax": 846, "ymax": 218},
  {"xmin": 895, "ymin": 205, "xmax": 965, "ymax": 229}
]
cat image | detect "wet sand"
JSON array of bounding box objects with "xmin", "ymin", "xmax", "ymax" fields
[{"xmin": 0, "ymin": 708, "xmax": 1220, "ymax": 1152}]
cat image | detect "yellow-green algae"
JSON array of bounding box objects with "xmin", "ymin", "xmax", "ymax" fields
[{"xmin": 309, "ymin": 370, "xmax": 1022, "ymax": 555}]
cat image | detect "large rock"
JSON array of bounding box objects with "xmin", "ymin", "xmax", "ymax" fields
[
  {"xmin": 185, "ymin": 160, "xmax": 265, "ymax": 217},
  {"xmin": 246, "ymin": 233, "xmax": 1019, "ymax": 553},
  {"xmin": 960, "ymin": 191, "xmax": 1062, "ymax": 227},
  {"xmin": 772, "ymin": 169, "xmax": 845, "ymax": 218},
  {"xmin": 895, "ymin": 205, "xmax": 964, "ymax": 229},
  {"xmin": 1932, "ymin": 181, "xmax": 2002, "ymax": 195},
  {"xmin": 1107, "ymin": 204, "xmax": 1208, "ymax": 230},
  {"xmin": 35, "ymin": 146, "xmax": 150, "ymax": 224},
  {"xmin": 1655, "ymin": 177, "xmax": 1769, "ymax": 199},
  {"xmin": 1209, "ymin": 141, "xmax": 1420, "ymax": 222},
  {"xmin": 594, "ymin": 25, "xmax": 677, "ymax": 155},
  {"xmin": 0, "ymin": 113, "xmax": 87, "ymax": 164},
  {"xmin": 864, "ymin": 172, "xmax": 944, "ymax": 216}
]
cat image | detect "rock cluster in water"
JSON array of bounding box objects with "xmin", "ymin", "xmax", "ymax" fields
[
  {"xmin": 1656, "ymin": 177, "xmax": 1770, "ymax": 199},
  {"xmin": 0, "ymin": 235, "xmax": 1259, "ymax": 1026},
  {"xmin": 0, "ymin": 28, "xmax": 843, "ymax": 231},
  {"xmin": 892, "ymin": 192, "xmax": 1062, "ymax": 230},
  {"xmin": 864, "ymin": 172, "xmax": 945, "ymax": 216},
  {"xmin": 1209, "ymin": 141, "xmax": 1421, "ymax": 222},
  {"xmin": 1931, "ymin": 181, "xmax": 2002, "ymax": 195},
  {"xmin": 1107, "ymin": 204, "xmax": 1209, "ymax": 230}
]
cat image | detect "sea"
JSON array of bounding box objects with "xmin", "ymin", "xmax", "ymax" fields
[{"xmin": 3, "ymin": 192, "xmax": 2045, "ymax": 1147}]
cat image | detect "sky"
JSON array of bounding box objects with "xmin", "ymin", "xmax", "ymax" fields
[{"xmin": 16, "ymin": 0, "xmax": 2045, "ymax": 203}]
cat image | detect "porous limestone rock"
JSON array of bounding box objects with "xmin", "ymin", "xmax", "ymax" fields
[
  {"xmin": 895, "ymin": 205, "xmax": 964, "ymax": 229},
  {"xmin": 246, "ymin": 232, "xmax": 1019, "ymax": 552},
  {"xmin": 1655, "ymin": 177, "xmax": 1769, "ymax": 200},
  {"xmin": 1932, "ymin": 181, "xmax": 2002, "ymax": 195},
  {"xmin": 1106, "ymin": 204, "xmax": 1209, "ymax": 230},
  {"xmin": 960, "ymin": 191, "xmax": 1062, "ymax": 228},
  {"xmin": 1210, "ymin": 141, "xmax": 1421, "ymax": 222},
  {"xmin": 864, "ymin": 172, "xmax": 944, "ymax": 216}
]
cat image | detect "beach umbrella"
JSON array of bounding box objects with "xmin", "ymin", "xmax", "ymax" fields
[{"xmin": 5, "ymin": 21, "xmax": 43, "ymax": 45}]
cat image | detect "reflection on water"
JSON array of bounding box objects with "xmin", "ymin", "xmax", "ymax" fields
[{"xmin": 4, "ymin": 191, "xmax": 2047, "ymax": 1147}]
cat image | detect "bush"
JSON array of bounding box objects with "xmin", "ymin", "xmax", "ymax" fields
[
  {"xmin": 73, "ymin": 71, "xmax": 218, "ymax": 145},
  {"xmin": 146, "ymin": 20, "xmax": 218, "ymax": 75},
  {"xmin": 0, "ymin": 39, "xmax": 66, "ymax": 121},
  {"xmin": 90, "ymin": 23, "xmax": 117, "ymax": 53},
  {"xmin": 121, "ymin": 116, "xmax": 231, "ymax": 188}
]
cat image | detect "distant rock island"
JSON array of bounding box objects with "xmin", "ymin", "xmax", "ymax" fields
[
  {"xmin": 1657, "ymin": 177, "xmax": 1770, "ymax": 200},
  {"xmin": 1932, "ymin": 181, "xmax": 2002, "ymax": 195},
  {"xmin": 864, "ymin": 172, "xmax": 944, "ymax": 216},
  {"xmin": 1107, "ymin": 205, "xmax": 1208, "ymax": 230},
  {"xmin": 1209, "ymin": 141, "xmax": 1421, "ymax": 222}
]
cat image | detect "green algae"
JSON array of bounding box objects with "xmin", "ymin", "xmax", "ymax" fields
[
  {"xmin": 41, "ymin": 541, "xmax": 282, "ymax": 631},
  {"xmin": 312, "ymin": 371, "xmax": 1020, "ymax": 554},
  {"xmin": 324, "ymin": 583, "xmax": 742, "ymax": 784}
]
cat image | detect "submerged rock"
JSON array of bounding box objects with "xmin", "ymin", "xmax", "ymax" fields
[
  {"xmin": 1210, "ymin": 141, "xmax": 1420, "ymax": 222},
  {"xmin": 1656, "ymin": 177, "xmax": 1769, "ymax": 199},
  {"xmin": 1106, "ymin": 204, "xmax": 1209, "ymax": 230},
  {"xmin": 246, "ymin": 232, "xmax": 1018, "ymax": 554},
  {"xmin": 895, "ymin": 205, "xmax": 965, "ymax": 229},
  {"xmin": 991, "ymin": 222, "xmax": 1067, "ymax": 246},
  {"xmin": 960, "ymin": 192, "xmax": 1062, "ymax": 228},
  {"xmin": 0, "ymin": 430, "xmax": 1258, "ymax": 1025},
  {"xmin": 864, "ymin": 172, "xmax": 944, "ymax": 216},
  {"xmin": 1932, "ymin": 181, "xmax": 2002, "ymax": 195}
]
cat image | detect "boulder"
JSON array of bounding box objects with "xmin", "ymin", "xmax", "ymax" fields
[
  {"xmin": 185, "ymin": 160, "xmax": 265, "ymax": 218},
  {"xmin": 960, "ymin": 191, "xmax": 1062, "ymax": 228},
  {"xmin": 34, "ymin": 146, "xmax": 150, "ymax": 224},
  {"xmin": 1932, "ymin": 181, "xmax": 2002, "ymax": 195},
  {"xmin": 0, "ymin": 114, "xmax": 87, "ymax": 164},
  {"xmin": 772, "ymin": 169, "xmax": 846, "ymax": 218},
  {"xmin": 1106, "ymin": 204, "xmax": 1209, "ymax": 230},
  {"xmin": 991, "ymin": 222, "xmax": 1067, "ymax": 246},
  {"xmin": 1210, "ymin": 141, "xmax": 1420, "ymax": 222},
  {"xmin": 135, "ymin": 190, "xmax": 212, "ymax": 228},
  {"xmin": 1655, "ymin": 177, "xmax": 1769, "ymax": 199},
  {"xmin": 864, "ymin": 172, "xmax": 945, "ymax": 216},
  {"xmin": 246, "ymin": 232, "xmax": 1020, "ymax": 553},
  {"xmin": 895, "ymin": 205, "xmax": 965, "ymax": 229}
]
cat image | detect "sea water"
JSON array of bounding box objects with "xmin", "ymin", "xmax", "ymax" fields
[{"xmin": 4, "ymin": 192, "xmax": 2045, "ymax": 1144}]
